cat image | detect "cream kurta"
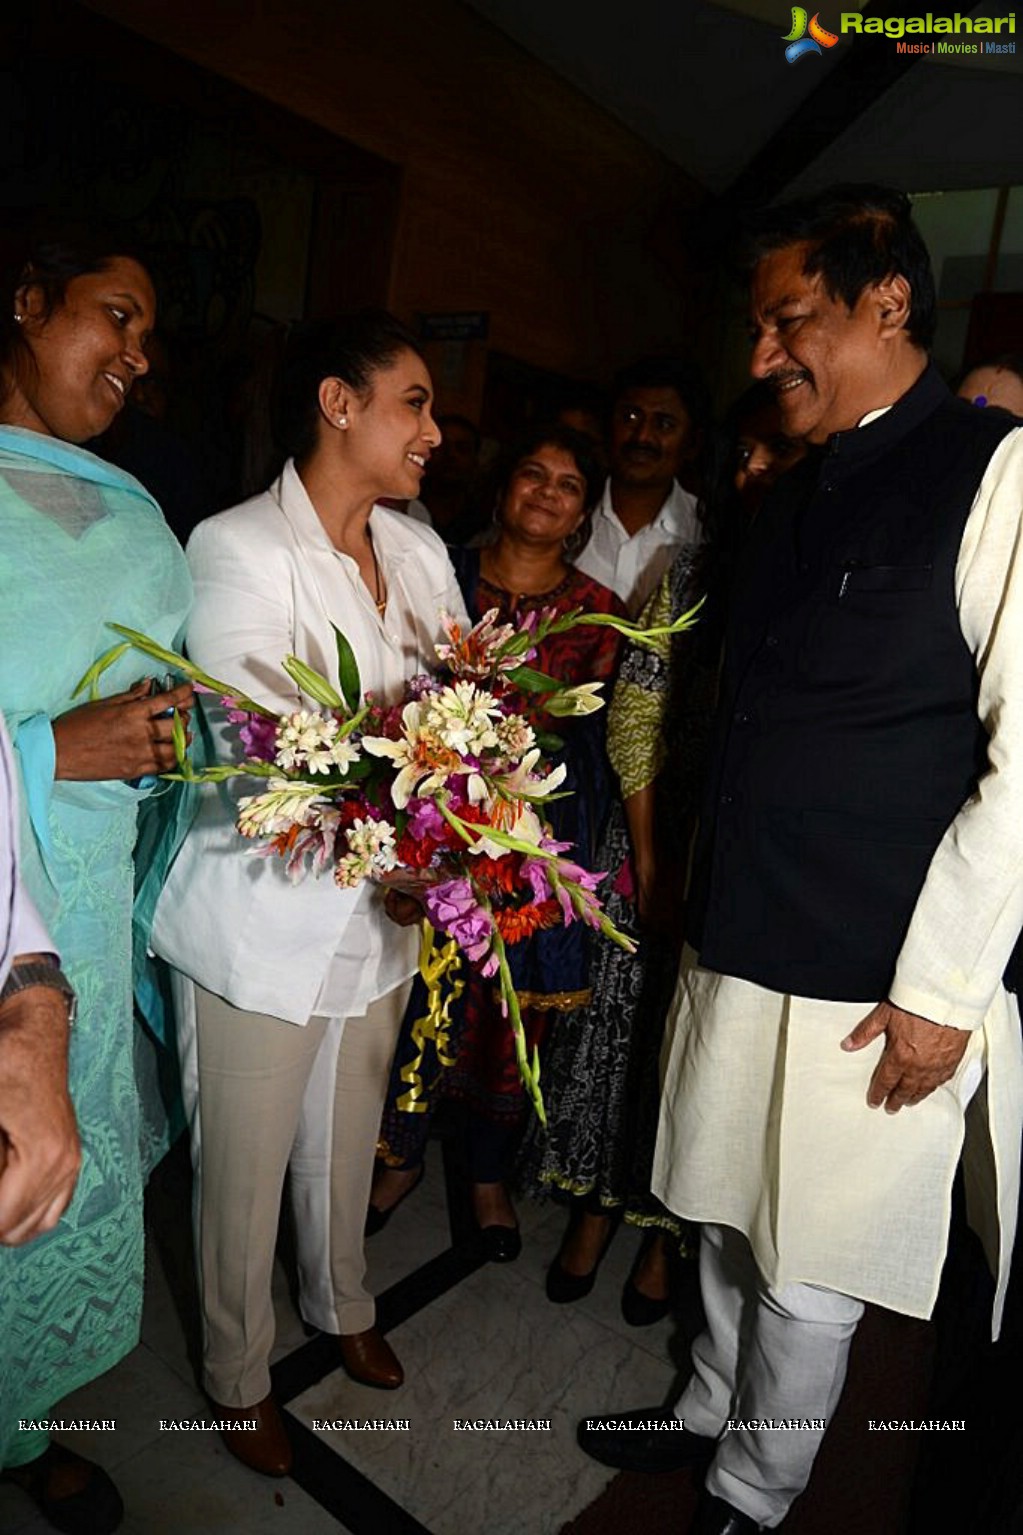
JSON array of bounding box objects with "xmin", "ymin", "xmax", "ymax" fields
[{"xmin": 654, "ymin": 424, "xmax": 1023, "ymax": 1336}]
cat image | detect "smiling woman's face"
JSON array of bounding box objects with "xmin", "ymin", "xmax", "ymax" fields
[
  {"xmin": 5, "ymin": 255, "xmax": 155, "ymax": 443},
  {"xmin": 499, "ymin": 442, "xmax": 587, "ymax": 548},
  {"xmin": 342, "ymin": 346, "xmax": 442, "ymax": 499}
]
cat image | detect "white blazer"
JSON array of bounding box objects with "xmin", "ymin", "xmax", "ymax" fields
[{"xmin": 152, "ymin": 460, "xmax": 469, "ymax": 1024}]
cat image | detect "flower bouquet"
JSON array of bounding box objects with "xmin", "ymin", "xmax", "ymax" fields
[{"xmin": 80, "ymin": 599, "xmax": 700, "ymax": 1122}]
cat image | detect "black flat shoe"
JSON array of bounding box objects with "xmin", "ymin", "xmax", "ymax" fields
[
  {"xmin": 2, "ymin": 1442, "xmax": 124, "ymax": 1534},
  {"xmin": 576, "ymin": 1405, "xmax": 717, "ymax": 1474},
  {"xmin": 477, "ymin": 1223, "xmax": 522, "ymax": 1262},
  {"xmin": 365, "ymin": 1162, "xmax": 424, "ymax": 1237},
  {"xmin": 621, "ymin": 1274, "xmax": 672, "ymax": 1326}
]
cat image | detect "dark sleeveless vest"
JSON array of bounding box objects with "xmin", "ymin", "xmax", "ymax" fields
[{"xmin": 687, "ymin": 365, "xmax": 1018, "ymax": 1000}]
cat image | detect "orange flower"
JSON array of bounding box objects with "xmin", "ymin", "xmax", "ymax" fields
[
  {"xmin": 493, "ymin": 900, "xmax": 560, "ymax": 943},
  {"xmin": 270, "ymin": 823, "xmax": 302, "ymax": 857}
]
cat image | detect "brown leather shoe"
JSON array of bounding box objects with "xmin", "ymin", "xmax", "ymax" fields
[
  {"xmin": 339, "ymin": 1327, "xmax": 404, "ymax": 1389},
  {"xmin": 212, "ymin": 1394, "xmax": 293, "ymax": 1477}
]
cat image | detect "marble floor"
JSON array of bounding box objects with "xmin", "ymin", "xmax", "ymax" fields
[{"xmin": 0, "ymin": 1124, "xmax": 696, "ymax": 1534}]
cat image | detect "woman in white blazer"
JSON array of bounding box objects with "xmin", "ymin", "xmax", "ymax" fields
[{"xmin": 153, "ymin": 313, "xmax": 468, "ymax": 1477}]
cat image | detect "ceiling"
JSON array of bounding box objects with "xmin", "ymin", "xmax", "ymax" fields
[{"xmin": 464, "ymin": 0, "xmax": 1023, "ymax": 201}]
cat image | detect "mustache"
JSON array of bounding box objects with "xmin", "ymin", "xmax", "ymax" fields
[
  {"xmin": 620, "ymin": 443, "xmax": 661, "ymax": 459},
  {"xmin": 765, "ymin": 368, "xmax": 812, "ymax": 390}
]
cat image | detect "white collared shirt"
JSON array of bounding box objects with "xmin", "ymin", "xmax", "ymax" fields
[{"xmin": 574, "ymin": 478, "xmax": 701, "ymax": 617}]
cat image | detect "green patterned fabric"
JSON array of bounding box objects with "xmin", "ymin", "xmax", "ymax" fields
[
  {"xmin": 0, "ymin": 428, "xmax": 191, "ymax": 1465},
  {"xmin": 607, "ymin": 571, "xmax": 673, "ymax": 798}
]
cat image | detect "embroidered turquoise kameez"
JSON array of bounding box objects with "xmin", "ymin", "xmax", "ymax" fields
[{"xmin": 0, "ymin": 427, "xmax": 191, "ymax": 1467}]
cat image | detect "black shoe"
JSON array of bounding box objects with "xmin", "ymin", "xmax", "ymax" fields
[
  {"xmin": 690, "ymin": 1491, "xmax": 763, "ymax": 1533},
  {"xmin": 546, "ymin": 1213, "xmax": 618, "ymax": 1304},
  {"xmin": 365, "ymin": 1163, "xmax": 424, "ymax": 1237},
  {"xmin": 2, "ymin": 1442, "xmax": 124, "ymax": 1534},
  {"xmin": 576, "ymin": 1405, "xmax": 717, "ymax": 1473},
  {"xmin": 477, "ymin": 1223, "xmax": 522, "ymax": 1263},
  {"xmin": 546, "ymin": 1256, "xmax": 598, "ymax": 1303},
  {"xmin": 621, "ymin": 1274, "xmax": 672, "ymax": 1326}
]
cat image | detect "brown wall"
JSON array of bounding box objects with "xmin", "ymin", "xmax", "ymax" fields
[{"xmin": 78, "ymin": 0, "xmax": 710, "ymax": 416}]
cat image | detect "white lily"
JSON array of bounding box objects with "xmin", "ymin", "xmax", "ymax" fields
[
  {"xmin": 545, "ymin": 681, "xmax": 605, "ymax": 717},
  {"xmin": 495, "ymin": 748, "xmax": 568, "ymax": 800}
]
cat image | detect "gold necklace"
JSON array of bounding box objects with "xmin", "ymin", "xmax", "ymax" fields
[{"xmin": 367, "ymin": 529, "xmax": 387, "ymax": 615}]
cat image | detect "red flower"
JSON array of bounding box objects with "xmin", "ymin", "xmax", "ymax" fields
[
  {"xmin": 473, "ymin": 854, "xmax": 521, "ymax": 894},
  {"xmin": 396, "ymin": 830, "xmax": 440, "ymax": 869}
]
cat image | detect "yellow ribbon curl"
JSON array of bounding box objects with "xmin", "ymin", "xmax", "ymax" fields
[{"xmin": 397, "ymin": 920, "xmax": 466, "ymax": 1113}]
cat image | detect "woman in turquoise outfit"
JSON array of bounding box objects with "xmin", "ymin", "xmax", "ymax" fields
[{"xmin": 0, "ymin": 228, "xmax": 192, "ymax": 1534}]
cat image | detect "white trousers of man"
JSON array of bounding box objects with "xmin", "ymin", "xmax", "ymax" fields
[{"xmin": 675, "ymin": 1223, "xmax": 864, "ymax": 1529}]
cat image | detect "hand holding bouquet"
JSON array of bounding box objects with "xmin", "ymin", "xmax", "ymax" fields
[{"xmin": 81, "ymin": 598, "xmax": 700, "ymax": 1120}]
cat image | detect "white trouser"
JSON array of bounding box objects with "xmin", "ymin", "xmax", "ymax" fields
[
  {"xmin": 174, "ymin": 974, "xmax": 409, "ymax": 1407},
  {"xmin": 676, "ymin": 1224, "xmax": 864, "ymax": 1528}
]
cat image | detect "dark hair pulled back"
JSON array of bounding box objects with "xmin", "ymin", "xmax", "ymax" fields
[{"xmin": 275, "ymin": 309, "xmax": 424, "ymax": 461}]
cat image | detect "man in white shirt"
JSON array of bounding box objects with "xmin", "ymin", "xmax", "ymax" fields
[
  {"xmin": 574, "ymin": 356, "xmax": 708, "ymax": 615},
  {"xmin": 0, "ymin": 714, "xmax": 79, "ymax": 1247},
  {"xmin": 579, "ymin": 185, "xmax": 1023, "ymax": 1535}
]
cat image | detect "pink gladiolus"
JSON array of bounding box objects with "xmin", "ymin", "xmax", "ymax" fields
[
  {"xmin": 556, "ymin": 859, "xmax": 604, "ymax": 893},
  {"xmin": 521, "ymin": 858, "xmax": 553, "ymax": 903}
]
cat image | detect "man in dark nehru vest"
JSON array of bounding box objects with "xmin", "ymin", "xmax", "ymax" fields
[{"xmin": 579, "ymin": 185, "xmax": 1023, "ymax": 1533}]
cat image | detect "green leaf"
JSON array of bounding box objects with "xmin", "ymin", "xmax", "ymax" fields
[
  {"xmin": 73, "ymin": 642, "xmax": 130, "ymax": 700},
  {"xmin": 533, "ymin": 730, "xmax": 564, "ymax": 753},
  {"xmin": 171, "ymin": 708, "xmax": 188, "ymax": 771},
  {"xmin": 107, "ymin": 624, "xmax": 277, "ymax": 719},
  {"xmin": 282, "ymin": 656, "xmax": 344, "ymax": 709},
  {"xmin": 500, "ymin": 631, "xmax": 538, "ymax": 657},
  {"xmin": 506, "ymin": 665, "xmax": 562, "ymax": 693},
  {"xmin": 337, "ymin": 703, "xmax": 370, "ymax": 739},
  {"xmin": 332, "ymin": 624, "xmax": 362, "ymax": 714},
  {"xmin": 106, "ymin": 626, "xmax": 190, "ymax": 673}
]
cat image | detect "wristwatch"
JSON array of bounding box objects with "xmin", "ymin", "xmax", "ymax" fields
[{"xmin": 0, "ymin": 958, "xmax": 77, "ymax": 1028}]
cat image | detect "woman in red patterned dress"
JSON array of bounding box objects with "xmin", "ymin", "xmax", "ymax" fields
[{"xmin": 367, "ymin": 424, "xmax": 626, "ymax": 1255}]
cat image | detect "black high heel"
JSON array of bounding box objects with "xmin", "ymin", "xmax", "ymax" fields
[
  {"xmin": 545, "ymin": 1210, "xmax": 619, "ymax": 1303},
  {"xmin": 364, "ymin": 1162, "xmax": 424, "ymax": 1236},
  {"xmin": 621, "ymin": 1230, "xmax": 673, "ymax": 1325}
]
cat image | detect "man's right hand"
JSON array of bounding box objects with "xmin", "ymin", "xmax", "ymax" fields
[{"xmin": 0, "ymin": 985, "xmax": 80, "ymax": 1245}]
